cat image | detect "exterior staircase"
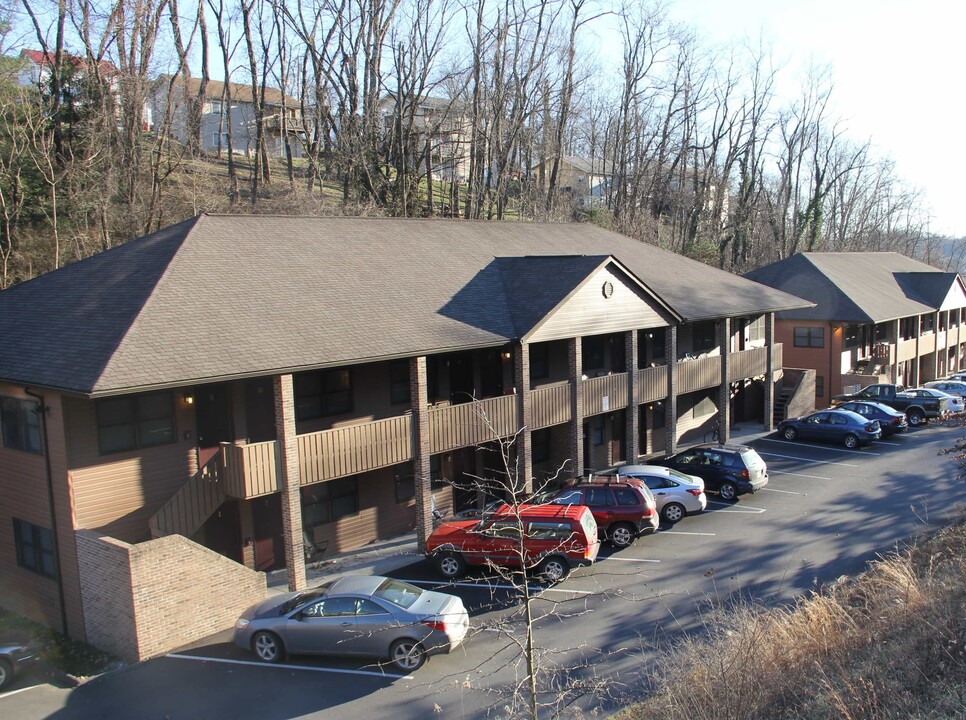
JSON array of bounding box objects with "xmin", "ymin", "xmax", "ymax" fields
[{"xmin": 149, "ymin": 451, "xmax": 226, "ymax": 539}]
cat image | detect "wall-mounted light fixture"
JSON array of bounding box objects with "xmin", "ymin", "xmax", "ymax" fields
[
  {"xmin": 182, "ymin": 390, "xmax": 195, "ymax": 406},
  {"xmin": 501, "ymin": 351, "xmax": 512, "ymax": 360}
]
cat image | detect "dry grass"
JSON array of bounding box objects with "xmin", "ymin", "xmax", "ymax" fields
[{"xmin": 616, "ymin": 517, "xmax": 966, "ymax": 720}]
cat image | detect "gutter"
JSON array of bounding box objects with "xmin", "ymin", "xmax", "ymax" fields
[{"xmin": 24, "ymin": 387, "xmax": 69, "ymax": 636}]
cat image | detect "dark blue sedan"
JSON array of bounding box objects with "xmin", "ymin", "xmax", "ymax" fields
[
  {"xmin": 834, "ymin": 401, "xmax": 908, "ymax": 436},
  {"xmin": 778, "ymin": 409, "xmax": 881, "ymax": 449}
]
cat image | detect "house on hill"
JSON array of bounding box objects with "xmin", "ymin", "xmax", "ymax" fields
[
  {"xmin": 745, "ymin": 252, "xmax": 966, "ymax": 407},
  {"xmin": 0, "ymin": 215, "xmax": 809, "ymax": 660}
]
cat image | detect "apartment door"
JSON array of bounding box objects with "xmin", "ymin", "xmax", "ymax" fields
[
  {"xmin": 251, "ymin": 494, "xmax": 284, "ymax": 570},
  {"xmin": 195, "ymin": 383, "xmax": 233, "ymax": 466},
  {"xmin": 449, "ymin": 353, "xmax": 475, "ymax": 404},
  {"xmin": 202, "ymin": 500, "xmax": 242, "ymax": 563},
  {"xmin": 245, "ymin": 377, "xmax": 276, "ymax": 443}
]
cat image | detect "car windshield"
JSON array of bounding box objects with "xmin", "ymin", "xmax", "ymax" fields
[
  {"xmin": 373, "ymin": 578, "xmax": 423, "ymax": 609},
  {"xmin": 279, "ymin": 586, "xmax": 330, "ymax": 615}
]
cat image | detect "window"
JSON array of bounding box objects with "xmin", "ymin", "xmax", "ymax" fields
[
  {"xmin": 816, "ymin": 376, "xmax": 824, "ymax": 397},
  {"xmin": 584, "ymin": 487, "xmax": 614, "ymax": 506},
  {"xmin": 531, "ymin": 429, "xmax": 550, "ymax": 464},
  {"xmin": 613, "ymin": 486, "xmax": 643, "ymax": 505},
  {"xmin": 96, "ymin": 392, "xmax": 175, "ymax": 454},
  {"xmin": 389, "ymin": 361, "xmax": 410, "ymax": 405},
  {"xmin": 483, "ymin": 520, "xmax": 521, "ymax": 539},
  {"xmin": 793, "ymin": 327, "xmax": 825, "ymax": 348},
  {"xmin": 527, "ymin": 521, "xmax": 572, "ymax": 541},
  {"xmin": 844, "ymin": 323, "xmax": 862, "ymax": 349},
  {"xmin": 13, "ymin": 519, "xmax": 55, "ymax": 578},
  {"xmin": 583, "ymin": 336, "xmax": 605, "ymax": 371},
  {"xmin": 1, "ymin": 397, "xmax": 41, "ymax": 454},
  {"xmin": 529, "ymin": 344, "xmax": 549, "ymax": 381},
  {"xmin": 295, "ymin": 369, "xmax": 353, "ymax": 420},
  {"xmin": 429, "ymin": 455, "xmax": 446, "ymax": 490},
  {"xmin": 395, "ymin": 468, "xmax": 415, "ymax": 503},
  {"xmin": 693, "ymin": 321, "xmax": 716, "ymax": 351},
  {"xmin": 301, "ymin": 476, "xmax": 359, "ymax": 528},
  {"xmin": 745, "ymin": 316, "xmax": 765, "ymax": 343}
]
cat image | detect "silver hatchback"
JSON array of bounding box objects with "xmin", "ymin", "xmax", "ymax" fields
[{"xmin": 615, "ymin": 465, "xmax": 707, "ymax": 523}]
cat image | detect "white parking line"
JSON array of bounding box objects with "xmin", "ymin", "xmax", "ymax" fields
[
  {"xmin": 598, "ymin": 556, "xmax": 661, "ymax": 563},
  {"xmin": 768, "ymin": 469, "xmax": 832, "ymax": 480},
  {"xmin": 0, "ymin": 684, "xmax": 45, "ymax": 700},
  {"xmin": 707, "ymin": 501, "xmax": 767, "ymax": 513},
  {"xmin": 872, "ymin": 439, "xmax": 902, "ymax": 446},
  {"xmin": 760, "ymin": 487, "xmax": 803, "ymax": 495},
  {"xmin": 660, "ymin": 530, "xmax": 716, "ymax": 536},
  {"xmin": 166, "ymin": 653, "xmax": 412, "ymax": 679},
  {"xmin": 759, "ymin": 439, "xmax": 879, "ymax": 456},
  {"xmin": 757, "ymin": 451, "xmax": 859, "ymax": 467},
  {"xmin": 399, "ymin": 578, "xmax": 594, "ymax": 595}
]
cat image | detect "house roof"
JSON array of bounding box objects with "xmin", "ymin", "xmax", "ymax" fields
[
  {"xmin": 743, "ymin": 252, "xmax": 963, "ymax": 323},
  {"xmin": 20, "ymin": 48, "xmax": 117, "ymax": 75},
  {"xmin": 0, "ymin": 215, "xmax": 809, "ymax": 396},
  {"xmin": 156, "ymin": 75, "xmax": 297, "ymax": 107},
  {"xmin": 535, "ymin": 156, "xmax": 613, "ymax": 175}
]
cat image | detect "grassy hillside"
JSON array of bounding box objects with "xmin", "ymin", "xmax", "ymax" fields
[{"xmin": 616, "ymin": 516, "xmax": 966, "ymax": 719}]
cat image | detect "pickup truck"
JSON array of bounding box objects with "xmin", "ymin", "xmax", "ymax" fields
[{"xmin": 831, "ymin": 383, "xmax": 947, "ymax": 426}]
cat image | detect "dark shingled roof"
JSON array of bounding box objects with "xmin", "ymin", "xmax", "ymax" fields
[
  {"xmin": 0, "ymin": 215, "xmax": 810, "ymax": 396},
  {"xmin": 744, "ymin": 252, "xmax": 961, "ymax": 323}
]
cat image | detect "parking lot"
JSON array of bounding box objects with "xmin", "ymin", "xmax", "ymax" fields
[{"xmin": 4, "ymin": 420, "xmax": 964, "ymax": 719}]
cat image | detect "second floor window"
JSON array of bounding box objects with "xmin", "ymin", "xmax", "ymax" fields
[
  {"xmin": 1, "ymin": 396, "xmax": 41, "ymax": 454},
  {"xmin": 295, "ymin": 369, "xmax": 353, "ymax": 420},
  {"xmin": 389, "ymin": 361, "xmax": 410, "ymax": 405},
  {"xmin": 530, "ymin": 344, "xmax": 549, "ymax": 381},
  {"xmin": 13, "ymin": 518, "xmax": 56, "ymax": 578},
  {"xmin": 96, "ymin": 392, "xmax": 175, "ymax": 454},
  {"xmin": 794, "ymin": 327, "xmax": 825, "ymax": 348}
]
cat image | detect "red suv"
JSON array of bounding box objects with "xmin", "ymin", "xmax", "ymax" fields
[
  {"xmin": 425, "ymin": 504, "xmax": 600, "ymax": 583},
  {"xmin": 548, "ymin": 479, "xmax": 658, "ymax": 548}
]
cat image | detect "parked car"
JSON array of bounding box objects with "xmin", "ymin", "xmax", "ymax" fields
[
  {"xmin": 779, "ymin": 409, "xmax": 881, "ymax": 448},
  {"xmin": 906, "ymin": 387, "xmax": 965, "ymax": 414},
  {"xmin": 426, "ymin": 503, "xmax": 600, "ymax": 582},
  {"xmin": 652, "ymin": 444, "xmax": 768, "ymax": 501},
  {"xmin": 831, "ymin": 383, "xmax": 946, "ymax": 426},
  {"xmin": 0, "ymin": 633, "xmax": 38, "ymax": 691},
  {"xmin": 944, "ymin": 372, "xmax": 966, "ymax": 382},
  {"xmin": 613, "ymin": 465, "xmax": 707, "ymax": 523},
  {"xmin": 924, "ymin": 380, "xmax": 966, "ymax": 398},
  {"xmin": 833, "ymin": 401, "xmax": 908, "ymax": 436},
  {"xmin": 233, "ymin": 575, "xmax": 469, "ymax": 672},
  {"xmin": 547, "ymin": 478, "xmax": 658, "ymax": 547}
]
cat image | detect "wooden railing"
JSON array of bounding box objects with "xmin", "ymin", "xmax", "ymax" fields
[
  {"xmin": 299, "ymin": 414, "xmax": 413, "ymax": 485},
  {"xmin": 149, "ymin": 453, "xmax": 225, "ymax": 539},
  {"xmin": 728, "ymin": 346, "xmax": 768, "ymax": 382},
  {"xmin": 582, "ymin": 372, "xmax": 628, "ymax": 416},
  {"xmin": 676, "ymin": 355, "xmax": 721, "ymax": 393},
  {"xmin": 221, "ymin": 441, "xmax": 279, "ymax": 498},
  {"xmin": 530, "ymin": 383, "xmax": 571, "ymax": 430},
  {"xmin": 428, "ymin": 395, "xmax": 517, "ymax": 453},
  {"xmin": 772, "ymin": 343, "xmax": 783, "ymax": 380},
  {"xmin": 637, "ymin": 364, "xmax": 668, "ymax": 403},
  {"xmin": 897, "ymin": 338, "xmax": 918, "ymax": 362},
  {"xmin": 920, "ymin": 332, "xmax": 936, "ymax": 355}
]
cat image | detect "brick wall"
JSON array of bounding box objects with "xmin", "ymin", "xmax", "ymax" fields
[{"xmin": 75, "ymin": 530, "xmax": 266, "ymax": 661}]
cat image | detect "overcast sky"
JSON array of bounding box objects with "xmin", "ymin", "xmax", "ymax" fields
[{"xmin": 662, "ymin": 0, "xmax": 965, "ymax": 237}]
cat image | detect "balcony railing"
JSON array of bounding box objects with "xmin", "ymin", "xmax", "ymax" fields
[
  {"xmin": 530, "ymin": 382, "xmax": 571, "ymax": 430},
  {"xmin": 428, "ymin": 394, "xmax": 517, "ymax": 453},
  {"xmin": 728, "ymin": 346, "xmax": 768, "ymax": 382},
  {"xmin": 676, "ymin": 355, "xmax": 721, "ymax": 394},
  {"xmin": 920, "ymin": 332, "xmax": 937, "ymax": 355},
  {"xmin": 772, "ymin": 343, "xmax": 783, "ymax": 380},
  {"xmin": 299, "ymin": 415, "xmax": 413, "ymax": 485},
  {"xmin": 582, "ymin": 372, "xmax": 628, "ymax": 416},
  {"xmin": 638, "ymin": 364, "xmax": 668, "ymax": 403},
  {"xmin": 897, "ymin": 338, "xmax": 918, "ymax": 362},
  {"xmin": 221, "ymin": 441, "xmax": 279, "ymax": 498}
]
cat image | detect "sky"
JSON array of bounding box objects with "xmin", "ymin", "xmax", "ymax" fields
[{"xmin": 661, "ymin": 0, "xmax": 966, "ymax": 237}]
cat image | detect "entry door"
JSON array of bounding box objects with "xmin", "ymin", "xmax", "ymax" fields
[
  {"xmin": 251, "ymin": 494, "xmax": 284, "ymax": 571},
  {"xmin": 195, "ymin": 383, "xmax": 233, "ymax": 464},
  {"xmin": 449, "ymin": 353, "xmax": 475, "ymax": 404},
  {"xmin": 202, "ymin": 500, "xmax": 242, "ymax": 563},
  {"xmin": 245, "ymin": 378, "xmax": 276, "ymax": 443}
]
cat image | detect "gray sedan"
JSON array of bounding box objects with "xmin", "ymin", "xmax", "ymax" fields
[
  {"xmin": 615, "ymin": 464, "xmax": 707, "ymax": 523},
  {"xmin": 233, "ymin": 575, "xmax": 469, "ymax": 672}
]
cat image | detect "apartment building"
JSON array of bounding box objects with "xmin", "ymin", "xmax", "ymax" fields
[
  {"xmin": 745, "ymin": 252, "xmax": 966, "ymax": 406},
  {"xmin": 0, "ymin": 215, "xmax": 809, "ymax": 659}
]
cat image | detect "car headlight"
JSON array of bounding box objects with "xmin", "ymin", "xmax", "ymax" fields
[{"xmin": 234, "ymin": 618, "xmax": 250, "ymax": 630}]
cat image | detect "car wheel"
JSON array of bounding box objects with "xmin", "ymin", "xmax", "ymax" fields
[
  {"xmin": 390, "ymin": 638, "xmax": 426, "ymax": 672},
  {"xmin": 662, "ymin": 502, "xmax": 686, "ymax": 524},
  {"xmin": 252, "ymin": 631, "xmax": 285, "ymax": 663},
  {"xmin": 843, "ymin": 433, "xmax": 860, "ymax": 449},
  {"xmin": 539, "ymin": 556, "xmax": 570, "ymax": 583},
  {"xmin": 718, "ymin": 482, "xmax": 738, "ymax": 502},
  {"xmin": 782, "ymin": 426, "xmax": 798, "ymax": 441},
  {"xmin": 435, "ymin": 552, "xmax": 466, "ymax": 579},
  {"xmin": 609, "ymin": 522, "xmax": 636, "ymax": 548},
  {"xmin": 0, "ymin": 658, "xmax": 12, "ymax": 692},
  {"xmin": 907, "ymin": 410, "xmax": 925, "ymax": 427}
]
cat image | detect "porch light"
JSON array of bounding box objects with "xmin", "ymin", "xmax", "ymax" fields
[
  {"xmin": 182, "ymin": 390, "xmax": 195, "ymax": 406},
  {"xmin": 501, "ymin": 351, "xmax": 512, "ymax": 360}
]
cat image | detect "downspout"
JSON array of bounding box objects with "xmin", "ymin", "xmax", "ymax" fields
[{"xmin": 24, "ymin": 387, "xmax": 69, "ymax": 636}]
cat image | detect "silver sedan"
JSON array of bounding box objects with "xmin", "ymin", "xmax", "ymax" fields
[
  {"xmin": 233, "ymin": 575, "xmax": 469, "ymax": 672},
  {"xmin": 615, "ymin": 464, "xmax": 707, "ymax": 523}
]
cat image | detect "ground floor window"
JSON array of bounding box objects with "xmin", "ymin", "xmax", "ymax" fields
[
  {"xmin": 13, "ymin": 518, "xmax": 55, "ymax": 578},
  {"xmin": 301, "ymin": 476, "xmax": 359, "ymax": 528}
]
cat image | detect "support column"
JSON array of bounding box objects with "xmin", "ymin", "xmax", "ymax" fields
[
  {"xmin": 931, "ymin": 310, "xmax": 941, "ymax": 381},
  {"xmin": 665, "ymin": 326, "xmax": 678, "ymax": 455},
  {"xmin": 568, "ymin": 338, "xmax": 584, "ymax": 478},
  {"xmin": 410, "ymin": 356, "xmax": 433, "ymax": 552},
  {"xmin": 717, "ymin": 318, "xmax": 732, "ymax": 444},
  {"xmin": 273, "ymin": 374, "xmax": 307, "ymax": 592},
  {"xmin": 625, "ymin": 330, "xmax": 639, "ymax": 462},
  {"xmin": 891, "ymin": 319, "xmax": 900, "ymax": 383},
  {"xmin": 764, "ymin": 313, "xmax": 775, "ymax": 432},
  {"xmin": 513, "ymin": 342, "xmax": 533, "ymax": 494}
]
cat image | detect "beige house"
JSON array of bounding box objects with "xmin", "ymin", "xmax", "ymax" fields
[
  {"xmin": 0, "ymin": 215, "xmax": 808, "ymax": 660},
  {"xmin": 534, "ymin": 156, "xmax": 613, "ymax": 207},
  {"xmin": 380, "ymin": 95, "xmax": 471, "ymax": 181}
]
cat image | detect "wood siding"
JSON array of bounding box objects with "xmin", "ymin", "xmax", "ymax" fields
[
  {"xmin": 529, "ymin": 266, "xmax": 667, "ymax": 342},
  {"xmin": 530, "ymin": 383, "xmax": 571, "ymax": 430},
  {"xmin": 676, "ymin": 355, "xmax": 721, "ymax": 394},
  {"xmin": 149, "ymin": 454, "xmax": 226, "ymax": 538},
  {"xmin": 298, "ymin": 415, "xmax": 413, "ymax": 484},
  {"xmin": 729, "ymin": 346, "xmax": 768, "ymax": 382},
  {"xmin": 638, "ymin": 364, "xmax": 668, "ymax": 403},
  {"xmin": 920, "ymin": 332, "xmax": 937, "ymax": 355},
  {"xmin": 221, "ymin": 441, "xmax": 279, "ymax": 497},
  {"xmin": 64, "ymin": 397, "xmax": 198, "ymax": 543},
  {"xmin": 897, "ymin": 338, "xmax": 918, "ymax": 362},
  {"xmin": 583, "ymin": 372, "xmax": 628, "ymax": 416},
  {"xmin": 428, "ymin": 395, "xmax": 517, "ymax": 453}
]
